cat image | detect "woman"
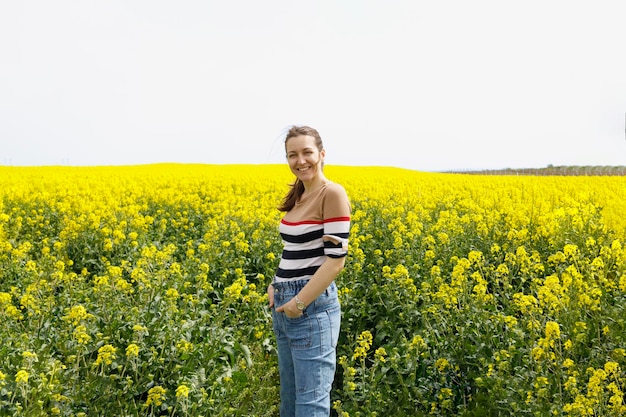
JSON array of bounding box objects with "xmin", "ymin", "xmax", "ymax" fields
[{"xmin": 268, "ymin": 125, "xmax": 351, "ymax": 416}]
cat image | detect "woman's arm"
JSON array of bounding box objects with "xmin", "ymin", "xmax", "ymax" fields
[{"xmin": 275, "ymin": 256, "xmax": 345, "ymax": 317}]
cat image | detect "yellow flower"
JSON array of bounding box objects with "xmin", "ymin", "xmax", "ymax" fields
[
  {"xmin": 133, "ymin": 324, "xmax": 148, "ymax": 333},
  {"xmin": 374, "ymin": 347, "xmax": 387, "ymax": 363},
  {"xmin": 73, "ymin": 326, "xmax": 92, "ymax": 345},
  {"xmin": 438, "ymin": 387, "xmax": 453, "ymax": 400},
  {"xmin": 352, "ymin": 330, "xmax": 373, "ymax": 360},
  {"xmin": 544, "ymin": 321, "xmax": 560, "ymax": 340},
  {"xmin": 436, "ymin": 358, "xmax": 450, "ymax": 372},
  {"xmin": 223, "ymin": 277, "xmax": 247, "ymax": 301},
  {"xmin": 5, "ymin": 305, "xmax": 23, "ymax": 320},
  {"xmin": 176, "ymin": 339, "xmax": 194, "ymax": 355},
  {"xmin": 352, "ymin": 346, "xmax": 367, "ymax": 361},
  {"xmin": 534, "ymin": 376, "xmax": 549, "ymax": 388},
  {"xmin": 0, "ymin": 292, "xmax": 11, "ymax": 305},
  {"xmin": 20, "ymin": 293, "xmax": 39, "ymax": 313},
  {"xmin": 126, "ymin": 343, "xmax": 140, "ymax": 358},
  {"xmin": 94, "ymin": 344, "xmax": 117, "ymax": 367},
  {"xmin": 15, "ymin": 369, "xmax": 29, "ymax": 384},
  {"xmin": 115, "ymin": 278, "xmax": 133, "ymax": 294},
  {"xmin": 563, "ymin": 358, "xmax": 574, "ymax": 368},
  {"xmin": 503, "ymin": 315, "xmax": 518, "ymax": 327},
  {"xmin": 574, "ymin": 321, "xmax": 587, "ymax": 332},
  {"xmin": 607, "ymin": 382, "xmax": 624, "ymax": 409},
  {"xmin": 613, "ymin": 348, "xmax": 626, "ymax": 358},
  {"xmin": 532, "ymin": 347, "xmax": 545, "ymax": 361},
  {"xmin": 410, "ymin": 335, "xmax": 427, "ymax": 350},
  {"xmin": 604, "ymin": 361, "xmax": 620, "ymax": 376},
  {"xmin": 165, "ymin": 288, "xmax": 179, "ymax": 300},
  {"xmin": 145, "ymin": 385, "xmax": 166, "ymax": 407},
  {"xmin": 564, "ymin": 376, "xmax": 578, "ymax": 394},
  {"xmin": 176, "ymin": 384, "xmax": 190, "ymax": 398},
  {"xmin": 513, "ymin": 293, "xmax": 539, "ymax": 314},
  {"xmin": 62, "ymin": 305, "xmax": 92, "ymax": 326},
  {"xmin": 563, "ymin": 244, "xmax": 579, "ymax": 259},
  {"xmin": 468, "ymin": 250, "xmax": 483, "ymax": 265}
]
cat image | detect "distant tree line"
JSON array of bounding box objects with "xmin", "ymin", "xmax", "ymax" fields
[{"xmin": 444, "ymin": 165, "xmax": 626, "ymax": 176}]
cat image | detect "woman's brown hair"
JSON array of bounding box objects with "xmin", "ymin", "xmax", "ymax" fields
[{"xmin": 277, "ymin": 125, "xmax": 324, "ymax": 212}]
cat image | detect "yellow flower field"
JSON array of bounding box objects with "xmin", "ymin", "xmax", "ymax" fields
[{"xmin": 1, "ymin": 164, "xmax": 625, "ymax": 416}]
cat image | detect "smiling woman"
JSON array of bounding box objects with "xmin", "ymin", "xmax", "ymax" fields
[{"xmin": 268, "ymin": 125, "xmax": 351, "ymax": 417}]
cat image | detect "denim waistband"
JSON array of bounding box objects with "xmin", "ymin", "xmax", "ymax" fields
[
  {"xmin": 271, "ymin": 279, "xmax": 309, "ymax": 291},
  {"xmin": 271, "ymin": 279, "xmax": 337, "ymax": 297}
]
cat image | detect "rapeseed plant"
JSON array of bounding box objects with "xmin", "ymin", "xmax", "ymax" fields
[{"xmin": 1, "ymin": 164, "xmax": 625, "ymax": 415}]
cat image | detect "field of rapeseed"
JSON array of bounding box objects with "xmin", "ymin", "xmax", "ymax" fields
[{"xmin": 1, "ymin": 164, "xmax": 625, "ymax": 416}]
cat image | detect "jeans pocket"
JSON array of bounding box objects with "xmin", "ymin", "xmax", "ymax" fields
[
  {"xmin": 313, "ymin": 291, "xmax": 337, "ymax": 310},
  {"xmin": 326, "ymin": 305, "xmax": 341, "ymax": 348},
  {"xmin": 286, "ymin": 313, "xmax": 312, "ymax": 349}
]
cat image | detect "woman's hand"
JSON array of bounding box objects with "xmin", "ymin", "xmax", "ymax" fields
[
  {"xmin": 275, "ymin": 297, "xmax": 303, "ymax": 318},
  {"xmin": 268, "ymin": 283, "xmax": 302, "ymax": 318},
  {"xmin": 267, "ymin": 284, "xmax": 275, "ymax": 309}
]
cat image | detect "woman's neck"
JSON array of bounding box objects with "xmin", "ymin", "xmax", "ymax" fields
[{"xmin": 302, "ymin": 175, "xmax": 328, "ymax": 193}]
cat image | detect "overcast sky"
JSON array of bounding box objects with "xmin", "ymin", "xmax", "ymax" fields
[{"xmin": 1, "ymin": 0, "xmax": 625, "ymax": 171}]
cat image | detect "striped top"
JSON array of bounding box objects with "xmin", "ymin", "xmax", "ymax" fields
[{"xmin": 274, "ymin": 181, "xmax": 351, "ymax": 283}]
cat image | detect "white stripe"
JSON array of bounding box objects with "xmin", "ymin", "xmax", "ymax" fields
[
  {"xmin": 324, "ymin": 220, "xmax": 350, "ymax": 234},
  {"xmin": 280, "ymin": 222, "xmax": 323, "ymax": 236},
  {"xmin": 325, "ymin": 244, "xmax": 347, "ymax": 253},
  {"xmin": 282, "ymin": 238, "xmax": 324, "ymax": 252},
  {"xmin": 279, "ymin": 257, "xmax": 325, "ymax": 271}
]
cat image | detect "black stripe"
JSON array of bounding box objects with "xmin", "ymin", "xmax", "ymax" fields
[
  {"xmin": 327, "ymin": 253, "xmax": 348, "ymax": 259},
  {"xmin": 282, "ymin": 248, "xmax": 325, "ymax": 260},
  {"xmin": 276, "ymin": 265, "xmax": 321, "ymax": 279},
  {"xmin": 280, "ymin": 229, "xmax": 324, "ymax": 244},
  {"xmin": 324, "ymin": 241, "xmax": 342, "ymax": 249}
]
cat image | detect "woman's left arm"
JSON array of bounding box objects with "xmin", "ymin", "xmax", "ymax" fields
[{"xmin": 275, "ymin": 256, "xmax": 345, "ymax": 317}]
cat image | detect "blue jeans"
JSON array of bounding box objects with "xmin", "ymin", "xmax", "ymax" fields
[{"xmin": 271, "ymin": 280, "xmax": 341, "ymax": 417}]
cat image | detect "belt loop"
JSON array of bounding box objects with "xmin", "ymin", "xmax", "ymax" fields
[{"xmin": 327, "ymin": 281, "xmax": 335, "ymax": 295}]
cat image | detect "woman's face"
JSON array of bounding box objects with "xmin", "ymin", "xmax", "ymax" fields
[{"xmin": 285, "ymin": 135, "xmax": 325, "ymax": 184}]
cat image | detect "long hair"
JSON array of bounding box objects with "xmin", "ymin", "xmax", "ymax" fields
[{"xmin": 277, "ymin": 125, "xmax": 324, "ymax": 212}]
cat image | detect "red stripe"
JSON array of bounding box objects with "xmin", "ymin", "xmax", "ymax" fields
[
  {"xmin": 281, "ymin": 219, "xmax": 323, "ymax": 226},
  {"xmin": 323, "ymin": 216, "xmax": 351, "ymax": 223},
  {"xmin": 281, "ymin": 216, "xmax": 350, "ymax": 226}
]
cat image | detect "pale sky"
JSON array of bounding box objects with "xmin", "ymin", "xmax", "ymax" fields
[{"xmin": 1, "ymin": 0, "xmax": 625, "ymax": 172}]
